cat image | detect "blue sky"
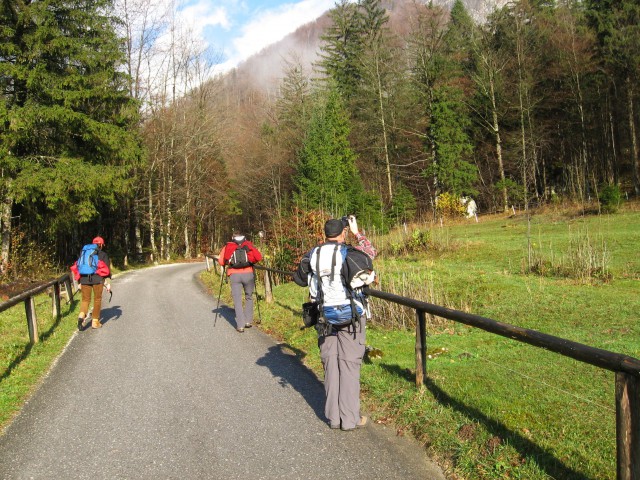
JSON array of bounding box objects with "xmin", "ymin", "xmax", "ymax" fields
[{"xmin": 176, "ymin": 0, "xmax": 336, "ymax": 72}]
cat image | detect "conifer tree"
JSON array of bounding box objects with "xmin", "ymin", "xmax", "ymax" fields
[
  {"xmin": 408, "ymin": 1, "xmax": 476, "ymax": 202},
  {"xmin": 316, "ymin": 0, "xmax": 364, "ymax": 102},
  {"xmin": 586, "ymin": 0, "xmax": 640, "ymax": 195},
  {"xmin": 426, "ymin": 85, "xmax": 476, "ymax": 196},
  {"xmin": 0, "ymin": 0, "xmax": 140, "ymax": 267},
  {"xmin": 294, "ymin": 87, "xmax": 364, "ymax": 216}
]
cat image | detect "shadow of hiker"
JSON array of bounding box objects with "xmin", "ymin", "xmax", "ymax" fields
[
  {"xmin": 379, "ymin": 363, "xmax": 590, "ymax": 480},
  {"xmin": 101, "ymin": 305, "xmax": 123, "ymax": 325},
  {"xmin": 274, "ymin": 301, "xmax": 300, "ymax": 316},
  {"xmin": 211, "ymin": 305, "xmax": 236, "ymax": 328},
  {"xmin": 256, "ymin": 344, "xmax": 326, "ymax": 422}
]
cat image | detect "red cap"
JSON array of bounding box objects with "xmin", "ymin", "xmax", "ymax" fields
[{"xmin": 92, "ymin": 236, "xmax": 105, "ymax": 246}]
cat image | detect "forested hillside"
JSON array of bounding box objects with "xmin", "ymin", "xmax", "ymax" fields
[{"xmin": 1, "ymin": 0, "xmax": 638, "ymax": 281}]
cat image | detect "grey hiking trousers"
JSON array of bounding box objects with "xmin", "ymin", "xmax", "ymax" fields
[
  {"xmin": 318, "ymin": 316, "xmax": 366, "ymax": 430},
  {"xmin": 229, "ymin": 272, "xmax": 255, "ymax": 329}
]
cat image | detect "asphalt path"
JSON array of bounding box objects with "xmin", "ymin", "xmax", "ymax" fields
[{"xmin": 0, "ymin": 263, "xmax": 446, "ymax": 479}]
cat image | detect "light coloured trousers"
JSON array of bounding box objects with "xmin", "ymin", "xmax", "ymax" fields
[
  {"xmin": 229, "ymin": 272, "xmax": 255, "ymax": 329},
  {"xmin": 318, "ymin": 316, "xmax": 366, "ymax": 429},
  {"xmin": 80, "ymin": 284, "xmax": 103, "ymax": 320}
]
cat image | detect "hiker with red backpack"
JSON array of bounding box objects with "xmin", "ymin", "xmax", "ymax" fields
[
  {"xmin": 70, "ymin": 236, "xmax": 111, "ymax": 330},
  {"xmin": 217, "ymin": 232, "xmax": 262, "ymax": 332}
]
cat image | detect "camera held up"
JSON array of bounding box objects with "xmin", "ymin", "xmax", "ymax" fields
[{"xmin": 341, "ymin": 215, "xmax": 356, "ymax": 229}]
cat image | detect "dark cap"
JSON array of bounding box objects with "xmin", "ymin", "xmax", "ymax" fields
[{"xmin": 324, "ymin": 219, "xmax": 345, "ymax": 238}]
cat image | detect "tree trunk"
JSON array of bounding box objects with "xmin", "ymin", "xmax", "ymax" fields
[
  {"xmin": 183, "ymin": 148, "xmax": 191, "ymax": 259},
  {"xmin": 490, "ymin": 75, "xmax": 508, "ymax": 211},
  {"xmin": 608, "ymin": 108, "xmax": 617, "ymax": 185},
  {"xmin": 166, "ymin": 170, "xmax": 173, "ymax": 261},
  {"xmin": 627, "ymin": 76, "xmax": 640, "ymax": 196},
  {"xmin": 0, "ymin": 185, "xmax": 12, "ymax": 274},
  {"xmin": 515, "ymin": 17, "xmax": 528, "ymax": 210},
  {"xmin": 148, "ymin": 176, "xmax": 157, "ymax": 263},
  {"xmin": 374, "ymin": 53, "xmax": 393, "ymax": 202},
  {"xmin": 134, "ymin": 207, "xmax": 143, "ymax": 261}
]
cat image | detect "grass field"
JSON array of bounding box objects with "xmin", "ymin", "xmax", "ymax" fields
[{"xmin": 203, "ymin": 204, "xmax": 640, "ymax": 479}]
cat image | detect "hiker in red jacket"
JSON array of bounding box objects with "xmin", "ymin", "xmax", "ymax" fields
[
  {"xmin": 70, "ymin": 236, "xmax": 111, "ymax": 330},
  {"xmin": 217, "ymin": 232, "xmax": 262, "ymax": 332}
]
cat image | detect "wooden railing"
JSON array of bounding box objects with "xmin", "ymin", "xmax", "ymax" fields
[
  {"xmin": 204, "ymin": 256, "xmax": 640, "ymax": 479},
  {"xmin": 0, "ymin": 274, "xmax": 76, "ymax": 344}
]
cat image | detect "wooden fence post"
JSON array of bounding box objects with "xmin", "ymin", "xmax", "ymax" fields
[
  {"xmin": 64, "ymin": 277, "xmax": 74, "ymax": 304},
  {"xmin": 24, "ymin": 297, "xmax": 39, "ymax": 344},
  {"xmin": 52, "ymin": 282, "xmax": 61, "ymax": 320},
  {"xmin": 415, "ymin": 310, "xmax": 427, "ymax": 388},
  {"xmin": 264, "ymin": 270, "xmax": 273, "ymax": 303},
  {"xmin": 616, "ymin": 372, "xmax": 640, "ymax": 480}
]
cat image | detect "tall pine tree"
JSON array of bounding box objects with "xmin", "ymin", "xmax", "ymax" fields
[
  {"xmin": 0, "ymin": 0, "xmax": 141, "ymax": 268},
  {"xmin": 316, "ymin": 0, "xmax": 364, "ymax": 103},
  {"xmin": 294, "ymin": 87, "xmax": 364, "ymax": 216}
]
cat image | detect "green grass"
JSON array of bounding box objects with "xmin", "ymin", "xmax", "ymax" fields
[
  {"xmin": 0, "ymin": 291, "xmax": 79, "ymax": 429},
  {"xmin": 202, "ymin": 205, "xmax": 640, "ymax": 480}
]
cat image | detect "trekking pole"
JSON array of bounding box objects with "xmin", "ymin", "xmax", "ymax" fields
[{"xmin": 214, "ymin": 266, "xmax": 226, "ymax": 327}]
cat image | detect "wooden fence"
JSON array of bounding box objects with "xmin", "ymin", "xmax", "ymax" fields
[
  {"xmin": 0, "ymin": 274, "xmax": 76, "ymax": 344},
  {"xmin": 204, "ymin": 257, "xmax": 640, "ymax": 480}
]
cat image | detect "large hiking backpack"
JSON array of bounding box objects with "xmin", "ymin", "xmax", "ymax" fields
[
  {"xmin": 311, "ymin": 243, "xmax": 363, "ymax": 326},
  {"xmin": 77, "ymin": 244, "xmax": 99, "ymax": 275},
  {"xmin": 228, "ymin": 245, "xmax": 252, "ymax": 268},
  {"xmin": 344, "ymin": 247, "xmax": 376, "ymax": 288}
]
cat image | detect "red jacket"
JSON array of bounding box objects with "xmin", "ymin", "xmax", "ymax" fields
[{"xmin": 218, "ymin": 240, "xmax": 262, "ymax": 275}]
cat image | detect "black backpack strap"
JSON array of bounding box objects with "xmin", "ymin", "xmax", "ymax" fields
[
  {"xmin": 315, "ymin": 247, "xmax": 336, "ymax": 336},
  {"xmin": 329, "ymin": 244, "xmax": 340, "ymax": 285},
  {"xmin": 315, "ymin": 246, "xmax": 323, "ymax": 306}
]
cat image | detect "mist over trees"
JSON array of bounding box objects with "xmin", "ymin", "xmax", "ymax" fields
[{"xmin": 1, "ymin": 0, "xmax": 639, "ymax": 277}]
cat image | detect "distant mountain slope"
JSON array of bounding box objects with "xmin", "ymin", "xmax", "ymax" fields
[{"xmin": 222, "ymin": 0, "xmax": 506, "ymax": 94}]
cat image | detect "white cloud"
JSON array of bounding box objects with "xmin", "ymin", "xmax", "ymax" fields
[
  {"xmin": 178, "ymin": 1, "xmax": 231, "ymax": 36},
  {"xmin": 219, "ymin": 0, "xmax": 334, "ymax": 71}
]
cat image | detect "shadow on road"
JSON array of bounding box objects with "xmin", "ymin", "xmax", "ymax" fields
[
  {"xmin": 211, "ymin": 305, "xmax": 236, "ymax": 328},
  {"xmin": 101, "ymin": 305, "xmax": 123, "ymax": 325},
  {"xmin": 256, "ymin": 344, "xmax": 326, "ymax": 422}
]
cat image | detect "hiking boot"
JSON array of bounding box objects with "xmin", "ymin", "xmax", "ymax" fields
[
  {"xmin": 329, "ymin": 423, "xmax": 340, "ymax": 430},
  {"xmin": 244, "ymin": 323, "xmax": 253, "ymax": 329},
  {"xmin": 91, "ymin": 319, "xmax": 102, "ymax": 329},
  {"xmin": 341, "ymin": 416, "xmax": 367, "ymax": 431},
  {"xmin": 77, "ymin": 317, "xmax": 85, "ymax": 331},
  {"xmin": 236, "ymin": 327, "xmax": 244, "ymax": 333}
]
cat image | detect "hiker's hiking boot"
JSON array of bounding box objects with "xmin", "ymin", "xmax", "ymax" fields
[
  {"xmin": 77, "ymin": 316, "xmax": 85, "ymax": 331},
  {"xmin": 341, "ymin": 416, "xmax": 367, "ymax": 431},
  {"xmin": 244, "ymin": 323, "xmax": 253, "ymax": 329},
  {"xmin": 91, "ymin": 319, "xmax": 102, "ymax": 329},
  {"xmin": 236, "ymin": 327, "xmax": 244, "ymax": 333}
]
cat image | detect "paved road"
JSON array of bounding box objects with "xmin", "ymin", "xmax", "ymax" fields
[{"xmin": 0, "ymin": 263, "xmax": 445, "ymax": 479}]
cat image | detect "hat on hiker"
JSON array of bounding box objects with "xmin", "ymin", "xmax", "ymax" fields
[
  {"xmin": 92, "ymin": 236, "xmax": 105, "ymax": 247},
  {"xmin": 232, "ymin": 232, "xmax": 246, "ymax": 244},
  {"xmin": 324, "ymin": 219, "xmax": 345, "ymax": 238}
]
